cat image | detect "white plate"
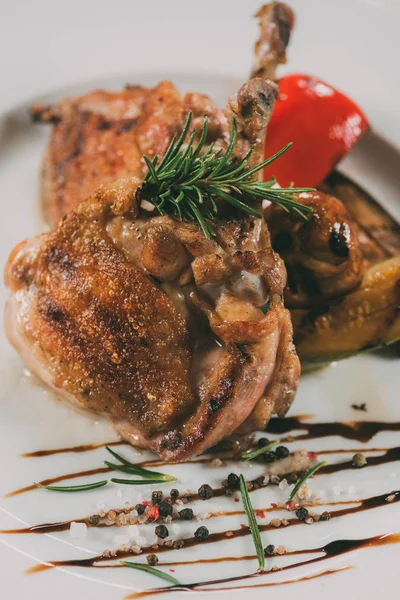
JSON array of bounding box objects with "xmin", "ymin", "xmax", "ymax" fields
[{"xmin": 1, "ymin": 1, "xmax": 400, "ymax": 599}]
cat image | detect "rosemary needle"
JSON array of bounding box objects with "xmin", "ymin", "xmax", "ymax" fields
[
  {"xmin": 35, "ymin": 480, "xmax": 108, "ymax": 492},
  {"xmin": 239, "ymin": 474, "xmax": 265, "ymax": 573},
  {"xmin": 140, "ymin": 112, "xmax": 314, "ymax": 240},
  {"xmin": 121, "ymin": 561, "xmax": 181, "ymax": 586},
  {"xmin": 111, "ymin": 478, "xmax": 172, "ymax": 486},
  {"xmin": 288, "ymin": 461, "xmax": 327, "ymax": 501},
  {"xmin": 105, "ymin": 447, "xmax": 176, "ymax": 481},
  {"xmin": 241, "ymin": 440, "xmax": 280, "ymax": 462}
]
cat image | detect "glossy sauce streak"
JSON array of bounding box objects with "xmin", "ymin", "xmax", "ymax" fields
[{"xmin": 22, "ymin": 440, "xmax": 123, "ymax": 458}]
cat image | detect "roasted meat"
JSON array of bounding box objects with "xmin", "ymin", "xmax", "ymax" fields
[{"xmin": 5, "ymin": 76, "xmax": 300, "ymax": 460}]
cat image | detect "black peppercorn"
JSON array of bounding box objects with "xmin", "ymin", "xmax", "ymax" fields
[
  {"xmin": 263, "ymin": 451, "xmax": 277, "ymax": 463},
  {"xmin": 198, "ymin": 484, "xmax": 213, "ymax": 501},
  {"xmin": 226, "ymin": 473, "xmax": 240, "ymax": 489},
  {"xmin": 147, "ymin": 554, "xmax": 159, "ymax": 566},
  {"xmin": 275, "ymin": 446, "xmax": 290, "ymax": 459},
  {"xmin": 286, "ymin": 472, "xmax": 299, "ymax": 485},
  {"xmin": 352, "ymin": 453, "xmax": 367, "ymax": 468},
  {"xmin": 179, "ymin": 508, "xmax": 194, "ymax": 520},
  {"xmin": 158, "ymin": 502, "xmax": 173, "ymax": 518},
  {"xmin": 295, "ymin": 507, "xmax": 309, "ymax": 521},
  {"xmin": 170, "ymin": 489, "xmax": 179, "ymax": 501},
  {"xmin": 152, "ymin": 491, "xmax": 163, "ymax": 505},
  {"xmin": 172, "ymin": 539, "xmax": 184, "ymax": 550},
  {"xmin": 135, "ymin": 503, "xmax": 145, "ymax": 516},
  {"xmin": 257, "ymin": 437, "xmax": 271, "ymax": 448},
  {"xmin": 264, "ymin": 544, "xmax": 275, "ymax": 556},
  {"xmin": 155, "ymin": 524, "xmax": 169, "ymax": 539},
  {"xmin": 88, "ymin": 514, "xmax": 101, "ymax": 526},
  {"xmin": 320, "ymin": 511, "xmax": 331, "ymax": 521},
  {"xmin": 194, "ymin": 526, "xmax": 209, "ymax": 542}
]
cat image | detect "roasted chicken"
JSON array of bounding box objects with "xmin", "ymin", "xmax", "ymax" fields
[{"xmin": 5, "ymin": 74, "xmax": 301, "ymax": 460}]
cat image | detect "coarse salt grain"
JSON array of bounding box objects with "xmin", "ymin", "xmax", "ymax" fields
[
  {"xmin": 114, "ymin": 534, "xmax": 130, "ymax": 547},
  {"xmin": 140, "ymin": 199, "xmax": 155, "ymax": 212},
  {"xmin": 128, "ymin": 525, "xmax": 140, "ymax": 538},
  {"xmin": 70, "ymin": 522, "xmax": 87, "ymax": 539}
]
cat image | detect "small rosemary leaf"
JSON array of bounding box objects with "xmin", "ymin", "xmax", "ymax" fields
[
  {"xmin": 35, "ymin": 480, "xmax": 108, "ymax": 492},
  {"xmin": 210, "ymin": 117, "xmax": 237, "ymax": 177},
  {"xmin": 167, "ymin": 111, "xmax": 193, "ymax": 162},
  {"xmin": 104, "ymin": 461, "xmax": 176, "ymax": 482},
  {"xmin": 239, "ymin": 474, "xmax": 265, "ymax": 573},
  {"xmin": 105, "ymin": 447, "xmax": 176, "ymax": 481},
  {"xmin": 111, "ymin": 478, "xmax": 173, "ymax": 486},
  {"xmin": 121, "ymin": 561, "xmax": 180, "ymax": 586},
  {"xmin": 241, "ymin": 440, "xmax": 280, "ymax": 462},
  {"xmin": 191, "ymin": 116, "xmax": 209, "ymax": 160},
  {"xmin": 288, "ymin": 461, "xmax": 327, "ymax": 502},
  {"xmin": 209, "ymin": 186, "xmax": 261, "ymax": 218}
]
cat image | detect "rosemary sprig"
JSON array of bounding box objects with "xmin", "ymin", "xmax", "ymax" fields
[
  {"xmin": 111, "ymin": 478, "xmax": 173, "ymax": 486},
  {"xmin": 121, "ymin": 561, "xmax": 180, "ymax": 586},
  {"xmin": 239, "ymin": 474, "xmax": 265, "ymax": 573},
  {"xmin": 105, "ymin": 447, "xmax": 176, "ymax": 482},
  {"xmin": 35, "ymin": 480, "xmax": 108, "ymax": 492},
  {"xmin": 140, "ymin": 112, "xmax": 314, "ymax": 239},
  {"xmin": 288, "ymin": 461, "xmax": 327, "ymax": 502},
  {"xmin": 241, "ymin": 440, "xmax": 280, "ymax": 462}
]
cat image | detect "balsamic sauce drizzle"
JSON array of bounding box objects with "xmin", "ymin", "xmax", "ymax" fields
[{"xmin": 4, "ymin": 415, "xmax": 400, "ymax": 595}]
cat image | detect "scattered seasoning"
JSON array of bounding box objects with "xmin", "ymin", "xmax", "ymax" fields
[
  {"xmin": 263, "ymin": 451, "xmax": 278, "ymax": 463},
  {"xmin": 320, "ymin": 511, "xmax": 331, "ymax": 521},
  {"xmin": 225, "ymin": 531, "xmax": 234, "ymax": 537},
  {"xmin": 210, "ymin": 458, "xmax": 225, "ymax": 467},
  {"xmin": 257, "ymin": 438, "xmax": 271, "ymax": 448},
  {"xmin": 351, "ymin": 403, "xmax": 367, "ymax": 412},
  {"xmin": 142, "ymin": 501, "xmax": 149, "ymax": 507},
  {"xmin": 198, "ymin": 484, "xmax": 213, "ymax": 500},
  {"xmin": 147, "ymin": 507, "xmax": 159, "ymax": 521},
  {"xmin": 155, "ymin": 525, "xmax": 169, "ymax": 539},
  {"xmin": 275, "ymin": 446, "xmax": 290, "ymax": 459},
  {"xmin": 352, "ymin": 453, "xmax": 367, "ymax": 468},
  {"xmin": 158, "ymin": 502, "xmax": 173, "ymax": 518},
  {"xmin": 35, "ymin": 480, "xmax": 108, "ymax": 493},
  {"xmin": 286, "ymin": 472, "xmax": 299, "ymax": 484},
  {"xmin": 264, "ymin": 544, "xmax": 275, "ymax": 556},
  {"xmin": 152, "ymin": 491, "xmax": 163, "ymax": 505},
  {"xmin": 239, "ymin": 474, "xmax": 265, "ymax": 573},
  {"xmin": 288, "ymin": 461, "xmax": 327, "ymax": 502},
  {"xmin": 226, "ymin": 473, "xmax": 240, "ymax": 490},
  {"xmin": 135, "ymin": 503, "xmax": 145, "ymax": 516},
  {"xmin": 276, "ymin": 545, "xmax": 286, "ymax": 555},
  {"xmin": 147, "ymin": 554, "xmax": 159, "ymax": 566},
  {"xmin": 170, "ymin": 489, "xmax": 179, "ymax": 501},
  {"xmin": 297, "ymin": 485, "xmax": 311, "ymax": 501},
  {"xmin": 270, "ymin": 518, "xmax": 282, "ymax": 528},
  {"xmin": 121, "ymin": 561, "xmax": 180, "ymax": 586},
  {"xmin": 285, "ymin": 500, "xmax": 297, "ymax": 512},
  {"xmin": 172, "ymin": 540, "xmax": 184, "ymax": 550},
  {"xmin": 179, "ymin": 508, "xmax": 194, "ymax": 521},
  {"xmin": 194, "ymin": 526, "xmax": 209, "ymax": 542},
  {"xmin": 88, "ymin": 514, "xmax": 101, "ymax": 526},
  {"xmin": 386, "ymin": 494, "xmax": 396, "ymax": 503},
  {"xmin": 241, "ymin": 440, "xmax": 280, "ymax": 462},
  {"xmin": 305, "ymin": 517, "xmax": 314, "ymax": 525},
  {"xmin": 255, "ymin": 510, "xmax": 266, "ymax": 519},
  {"xmin": 295, "ymin": 507, "xmax": 309, "ymax": 521}
]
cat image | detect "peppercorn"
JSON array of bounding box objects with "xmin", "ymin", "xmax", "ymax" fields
[
  {"xmin": 352, "ymin": 453, "xmax": 367, "ymax": 468},
  {"xmin": 147, "ymin": 554, "xmax": 159, "ymax": 566},
  {"xmin": 226, "ymin": 473, "xmax": 240, "ymax": 489},
  {"xmin": 170, "ymin": 489, "xmax": 179, "ymax": 501},
  {"xmin": 264, "ymin": 544, "xmax": 275, "ymax": 556},
  {"xmin": 320, "ymin": 511, "xmax": 331, "ymax": 521},
  {"xmin": 275, "ymin": 446, "xmax": 290, "ymax": 459},
  {"xmin": 295, "ymin": 507, "xmax": 309, "ymax": 521},
  {"xmin": 172, "ymin": 539, "xmax": 184, "ymax": 550},
  {"xmin": 155, "ymin": 524, "xmax": 169, "ymax": 539},
  {"xmin": 286, "ymin": 472, "xmax": 299, "ymax": 485},
  {"xmin": 263, "ymin": 451, "xmax": 277, "ymax": 463},
  {"xmin": 88, "ymin": 514, "xmax": 101, "ymax": 526},
  {"xmin": 158, "ymin": 502, "xmax": 173, "ymax": 518},
  {"xmin": 179, "ymin": 508, "xmax": 194, "ymax": 520},
  {"xmin": 152, "ymin": 491, "xmax": 163, "ymax": 505},
  {"xmin": 194, "ymin": 526, "xmax": 209, "ymax": 542},
  {"xmin": 257, "ymin": 437, "xmax": 271, "ymax": 448},
  {"xmin": 198, "ymin": 484, "xmax": 213, "ymax": 501},
  {"xmin": 135, "ymin": 503, "xmax": 145, "ymax": 516}
]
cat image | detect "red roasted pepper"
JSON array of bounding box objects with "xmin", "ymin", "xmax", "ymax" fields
[{"xmin": 264, "ymin": 74, "xmax": 369, "ymax": 187}]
